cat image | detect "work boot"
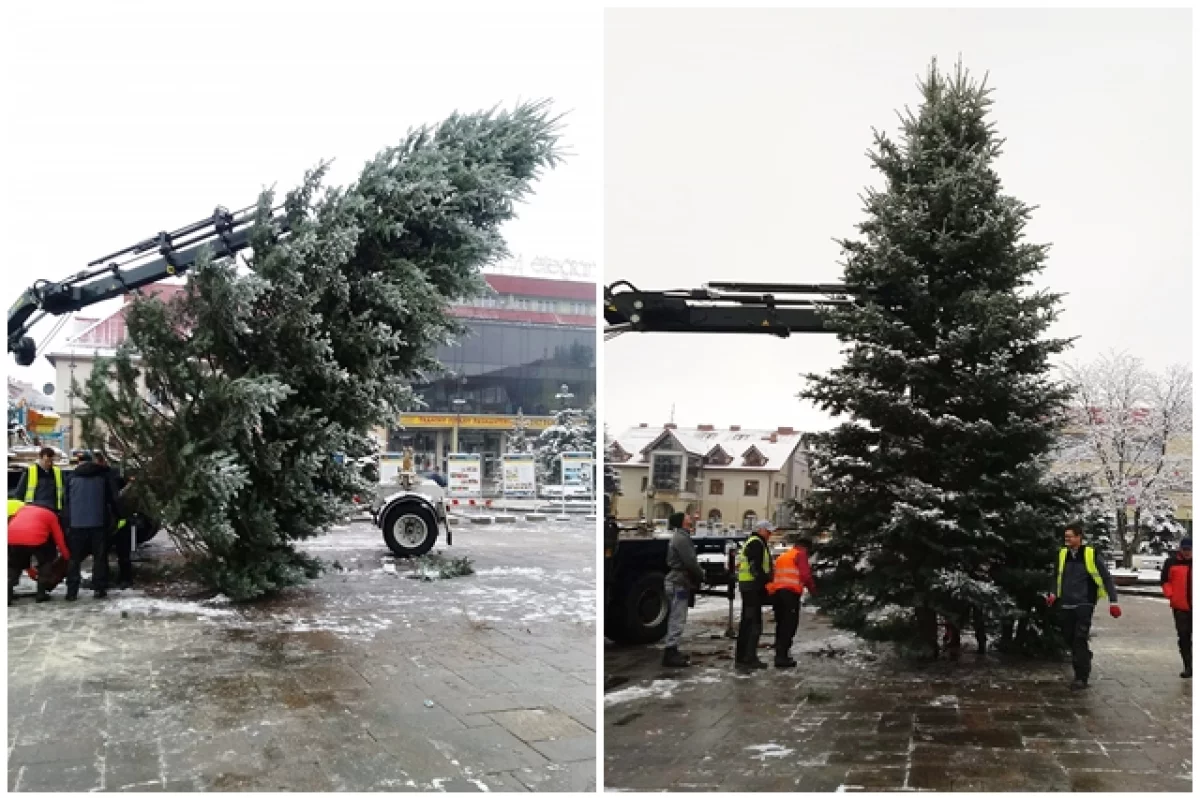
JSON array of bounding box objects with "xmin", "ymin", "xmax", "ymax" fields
[
  {"xmin": 1069, "ymin": 679, "xmax": 1089, "ymax": 691},
  {"xmin": 774, "ymin": 659, "xmax": 797, "ymax": 669},
  {"xmin": 93, "ymin": 589, "xmax": 107, "ymax": 599},
  {"xmin": 65, "ymin": 586, "xmax": 79, "ymax": 602},
  {"xmin": 35, "ymin": 586, "xmax": 50, "ymax": 603},
  {"xmin": 1181, "ymin": 650, "xmax": 1192, "ymax": 679},
  {"xmin": 662, "ymin": 647, "xmax": 691, "ymax": 668},
  {"xmin": 737, "ymin": 659, "xmax": 768, "ymax": 671}
]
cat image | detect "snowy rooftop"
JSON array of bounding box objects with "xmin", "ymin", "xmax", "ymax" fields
[{"xmin": 610, "ymin": 424, "xmax": 806, "ymax": 472}]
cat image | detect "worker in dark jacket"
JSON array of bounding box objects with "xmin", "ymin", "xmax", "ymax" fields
[
  {"xmin": 12, "ymin": 448, "xmax": 65, "ymax": 513},
  {"xmin": 8, "ymin": 502, "xmax": 71, "ymax": 604},
  {"xmin": 735, "ymin": 520, "xmax": 775, "ymax": 670},
  {"xmin": 94, "ymin": 452, "xmax": 134, "ymax": 589},
  {"xmin": 64, "ymin": 452, "xmax": 119, "ymax": 601},
  {"xmin": 1160, "ymin": 538, "xmax": 1192, "ymax": 679},
  {"xmin": 1047, "ymin": 520, "xmax": 1120, "ymax": 691},
  {"xmin": 663, "ymin": 512, "xmax": 705, "ymax": 668}
]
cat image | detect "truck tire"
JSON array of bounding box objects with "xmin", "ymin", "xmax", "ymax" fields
[
  {"xmin": 619, "ymin": 571, "xmax": 670, "ymax": 645},
  {"xmin": 604, "ymin": 600, "xmax": 629, "ymax": 644},
  {"xmin": 382, "ymin": 501, "xmax": 439, "ymax": 558}
]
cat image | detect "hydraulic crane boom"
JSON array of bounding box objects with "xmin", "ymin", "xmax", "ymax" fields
[
  {"xmin": 7, "ymin": 204, "xmax": 288, "ymax": 366},
  {"xmin": 603, "ymin": 280, "xmax": 858, "ymax": 340}
]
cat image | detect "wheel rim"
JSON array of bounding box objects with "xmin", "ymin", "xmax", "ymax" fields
[
  {"xmin": 393, "ymin": 514, "xmax": 429, "ymax": 549},
  {"xmin": 636, "ymin": 589, "xmax": 668, "ymax": 627}
]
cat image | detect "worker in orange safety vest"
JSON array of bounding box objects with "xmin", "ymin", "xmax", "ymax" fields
[{"xmin": 766, "ymin": 533, "xmax": 817, "ymax": 668}]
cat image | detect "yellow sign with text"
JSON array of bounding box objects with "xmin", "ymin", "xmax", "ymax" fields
[{"xmin": 398, "ymin": 414, "xmax": 554, "ymax": 430}]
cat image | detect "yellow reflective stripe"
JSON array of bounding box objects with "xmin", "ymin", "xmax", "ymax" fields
[
  {"xmin": 1084, "ymin": 546, "xmax": 1108, "ymax": 600},
  {"xmin": 1057, "ymin": 548, "xmax": 1067, "ymax": 597},
  {"xmin": 24, "ymin": 464, "xmax": 36, "ymax": 503},
  {"xmin": 7, "ymin": 499, "xmax": 25, "ymax": 519},
  {"xmin": 53, "ymin": 467, "xmax": 63, "ymax": 510}
]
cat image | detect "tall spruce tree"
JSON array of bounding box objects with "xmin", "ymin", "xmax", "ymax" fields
[
  {"xmin": 82, "ymin": 102, "xmax": 562, "ymax": 600},
  {"xmin": 534, "ymin": 406, "xmax": 596, "ymax": 484},
  {"xmin": 801, "ymin": 61, "xmax": 1076, "ymax": 656}
]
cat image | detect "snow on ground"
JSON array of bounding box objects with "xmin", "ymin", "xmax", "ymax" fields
[
  {"xmin": 745, "ymin": 743, "xmax": 795, "ymax": 761},
  {"xmin": 102, "ymin": 595, "xmax": 237, "ymax": 619},
  {"xmin": 604, "ymin": 669, "xmax": 725, "ymax": 707}
]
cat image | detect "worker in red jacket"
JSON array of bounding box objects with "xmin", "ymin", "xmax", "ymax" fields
[
  {"xmin": 8, "ymin": 502, "xmax": 71, "ymax": 604},
  {"xmin": 1160, "ymin": 537, "xmax": 1192, "ymax": 679}
]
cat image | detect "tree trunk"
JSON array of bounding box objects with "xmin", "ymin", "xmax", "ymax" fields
[
  {"xmin": 1116, "ymin": 508, "xmax": 1134, "ymax": 568},
  {"xmin": 914, "ymin": 605, "xmax": 939, "ymax": 659}
]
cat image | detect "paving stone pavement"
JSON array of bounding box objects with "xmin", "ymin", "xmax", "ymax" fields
[
  {"xmin": 8, "ymin": 518, "xmax": 596, "ymax": 792},
  {"xmin": 604, "ymin": 594, "xmax": 1192, "ymax": 792}
]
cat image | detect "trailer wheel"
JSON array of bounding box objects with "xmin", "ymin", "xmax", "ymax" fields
[
  {"xmin": 620, "ymin": 571, "xmax": 669, "ymax": 644},
  {"xmin": 382, "ymin": 502, "xmax": 439, "ymax": 558}
]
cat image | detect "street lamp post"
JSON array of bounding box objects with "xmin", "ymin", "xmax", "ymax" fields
[
  {"xmin": 451, "ymin": 397, "xmax": 466, "ymax": 454},
  {"xmin": 554, "ymin": 384, "xmax": 574, "ymax": 409}
]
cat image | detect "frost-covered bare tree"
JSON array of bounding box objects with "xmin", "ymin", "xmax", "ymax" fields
[{"xmin": 1058, "ymin": 352, "xmax": 1192, "ymax": 567}]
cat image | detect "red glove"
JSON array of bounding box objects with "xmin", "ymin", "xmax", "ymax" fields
[
  {"xmin": 1045, "ymin": 593, "xmax": 1056, "ymax": 606},
  {"xmin": 1109, "ymin": 605, "xmax": 1122, "ymax": 619}
]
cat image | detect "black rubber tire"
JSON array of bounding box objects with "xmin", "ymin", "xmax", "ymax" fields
[
  {"xmin": 382, "ymin": 501, "xmax": 439, "ymax": 558},
  {"xmin": 604, "ymin": 598, "xmax": 630, "ymax": 644},
  {"xmin": 620, "ymin": 571, "xmax": 670, "ymax": 645}
]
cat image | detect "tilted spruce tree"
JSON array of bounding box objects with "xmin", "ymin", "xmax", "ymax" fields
[
  {"xmin": 82, "ymin": 101, "xmax": 562, "ymax": 600},
  {"xmin": 801, "ymin": 61, "xmax": 1076, "ymax": 657}
]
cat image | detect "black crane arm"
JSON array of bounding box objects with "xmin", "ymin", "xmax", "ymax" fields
[
  {"xmin": 8, "ymin": 204, "xmax": 288, "ymax": 366},
  {"xmin": 603, "ymin": 280, "xmax": 859, "ymax": 339}
]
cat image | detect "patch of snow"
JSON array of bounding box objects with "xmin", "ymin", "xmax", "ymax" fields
[
  {"xmin": 930, "ymin": 695, "xmax": 958, "ymax": 708},
  {"xmin": 104, "ymin": 597, "xmax": 237, "ymax": 619},
  {"xmin": 746, "ymin": 743, "xmax": 794, "ymax": 761}
]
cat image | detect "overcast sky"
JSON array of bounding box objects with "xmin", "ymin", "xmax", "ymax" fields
[
  {"xmin": 2, "ymin": 3, "xmax": 600, "ymax": 393},
  {"xmin": 605, "ymin": 7, "xmax": 1192, "ymax": 437}
]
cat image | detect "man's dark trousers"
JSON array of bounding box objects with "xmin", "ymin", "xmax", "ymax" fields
[
  {"xmin": 773, "ymin": 590, "xmax": 801, "ymax": 663},
  {"xmin": 111, "ymin": 524, "xmax": 133, "ymax": 586},
  {"xmin": 8, "ymin": 543, "xmax": 57, "ymax": 599},
  {"xmin": 1058, "ymin": 605, "xmax": 1095, "ymax": 682},
  {"xmin": 736, "ymin": 587, "xmax": 765, "ymax": 663},
  {"xmin": 1175, "ymin": 610, "xmax": 1192, "ymax": 663},
  {"xmin": 66, "ymin": 527, "xmax": 109, "ymax": 596}
]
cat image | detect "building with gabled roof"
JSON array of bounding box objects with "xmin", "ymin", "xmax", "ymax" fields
[{"xmin": 608, "ymin": 422, "xmax": 811, "ymax": 530}]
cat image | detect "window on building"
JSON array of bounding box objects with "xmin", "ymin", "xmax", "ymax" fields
[
  {"xmin": 652, "ymin": 453, "xmax": 683, "ymax": 491},
  {"xmin": 744, "ymin": 480, "xmax": 759, "ymax": 497},
  {"xmin": 640, "ymin": 476, "xmax": 648, "ymax": 492},
  {"xmin": 709, "ymin": 479, "xmax": 724, "ymax": 496},
  {"xmin": 708, "ymin": 508, "xmax": 722, "ymax": 525},
  {"xmin": 743, "ymin": 510, "xmax": 758, "ymax": 530}
]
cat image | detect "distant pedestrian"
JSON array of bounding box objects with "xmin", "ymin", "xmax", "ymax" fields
[
  {"xmin": 735, "ymin": 520, "xmax": 775, "ymax": 670},
  {"xmin": 8, "ymin": 503, "xmax": 70, "ymax": 604},
  {"xmin": 64, "ymin": 452, "xmax": 120, "ymax": 601},
  {"xmin": 12, "ymin": 447, "xmax": 64, "ymax": 513},
  {"xmin": 1160, "ymin": 538, "xmax": 1192, "ymax": 679},
  {"xmin": 1047, "ymin": 521, "xmax": 1120, "ymax": 690},
  {"xmin": 662, "ymin": 512, "xmax": 705, "ymax": 668},
  {"xmin": 767, "ymin": 534, "xmax": 817, "ymax": 668}
]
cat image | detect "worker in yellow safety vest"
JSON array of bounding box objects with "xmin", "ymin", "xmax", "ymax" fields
[
  {"xmin": 12, "ymin": 448, "xmax": 65, "ymax": 512},
  {"xmin": 1046, "ymin": 520, "xmax": 1121, "ymax": 691},
  {"xmin": 735, "ymin": 520, "xmax": 775, "ymax": 670}
]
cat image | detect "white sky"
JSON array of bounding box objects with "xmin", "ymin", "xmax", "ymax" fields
[
  {"xmin": 604, "ymin": 7, "xmax": 1192, "ymax": 437},
  {"xmin": 2, "ymin": 2, "xmax": 601, "ymax": 393}
]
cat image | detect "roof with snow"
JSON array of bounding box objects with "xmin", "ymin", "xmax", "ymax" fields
[{"xmin": 609, "ymin": 424, "xmax": 806, "ymax": 472}]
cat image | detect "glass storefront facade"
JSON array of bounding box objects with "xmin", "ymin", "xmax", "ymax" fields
[{"xmin": 413, "ymin": 320, "xmax": 596, "ymax": 416}]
